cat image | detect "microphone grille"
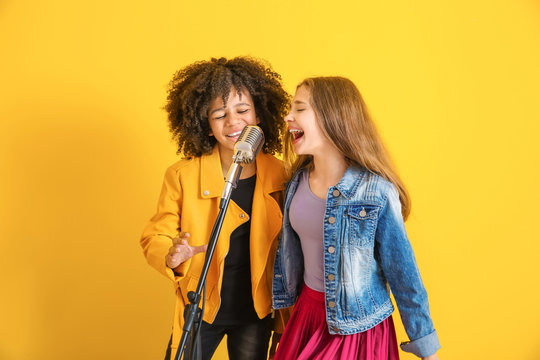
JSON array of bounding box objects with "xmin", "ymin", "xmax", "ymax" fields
[
  {"xmin": 241, "ymin": 126, "xmax": 263, "ymax": 149},
  {"xmin": 234, "ymin": 126, "xmax": 265, "ymax": 163}
]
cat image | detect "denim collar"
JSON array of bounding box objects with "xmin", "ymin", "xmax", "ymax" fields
[
  {"xmin": 293, "ymin": 165, "xmax": 368, "ymax": 200},
  {"xmin": 334, "ymin": 165, "xmax": 367, "ymax": 199}
]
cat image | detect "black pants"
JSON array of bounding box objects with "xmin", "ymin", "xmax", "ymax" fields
[{"xmin": 165, "ymin": 317, "xmax": 272, "ymax": 360}]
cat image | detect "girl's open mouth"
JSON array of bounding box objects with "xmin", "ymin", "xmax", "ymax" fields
[{"xmin": 290, "ymin": 129, "xmax": 304, "ymax": 141}]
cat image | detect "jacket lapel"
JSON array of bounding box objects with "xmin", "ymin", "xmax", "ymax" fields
[
  {"xmin": 250, "ymin": 153, "xmax": 285, "ymax": 290},
  {"xmin": 200, "ymin": 146, "xmax": 225, "ymax": 199}
]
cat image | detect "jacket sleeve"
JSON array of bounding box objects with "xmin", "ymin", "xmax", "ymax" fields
[
  {"xmin": 140, "ymin": 166, "xmax": 190, "ymax": 282},
  {"xmin": 374, "ymin": 185, "xmax": 441, "ymax": 358}
]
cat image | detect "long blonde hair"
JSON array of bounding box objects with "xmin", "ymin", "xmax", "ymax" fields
[{"xmin": 284, "ymin": 76, "xmax": 411, "ymax": 220}]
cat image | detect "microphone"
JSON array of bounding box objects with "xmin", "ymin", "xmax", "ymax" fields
[
  {"xmin": 221, "ymin": 126, "xmax": 264, "ymax": 203},
  {"xmin": 232, "ymin": 125, "xmax": 265, "ymax": 164}
]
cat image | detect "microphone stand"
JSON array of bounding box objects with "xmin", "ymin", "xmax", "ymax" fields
[{"xmin": 174, "ymin": 161, "xmax": 244, "ymax": 360}]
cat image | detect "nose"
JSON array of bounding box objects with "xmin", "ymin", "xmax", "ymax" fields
[
  {"xmin": 225, "ymin": 112, "xmax": 242, "ymax": 126},
  {"xmin": 284, "ymin": 112, "xmax": 293, "ymax": 123}
]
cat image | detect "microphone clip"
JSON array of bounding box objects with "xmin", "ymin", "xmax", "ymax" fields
[{"xmin": 232, "ymin": 150, "xmax": 252, "ymax": 164}]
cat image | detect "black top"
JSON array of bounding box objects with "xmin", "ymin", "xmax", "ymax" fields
[{"xmin": 213, "ymin": 174, "xmax": 259, "ymax": 325}]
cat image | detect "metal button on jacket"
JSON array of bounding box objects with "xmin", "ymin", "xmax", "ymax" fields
[
  {"xmin": 328, "ymin": 301, "xmax": 336, "ymax": 308},
  {"xmin": 203, "ymin": 190, "xmax": 209, "ymax": 196},
  {"xmin": 240, "ymin": 213, "xmax": 245, "ymax": 219},
  {"xmin": 359, "ymin": 208, "xmax": 367, "ymax": 217},
  {"xmin": 332, "ymin": 189, "xmax": 340, "ymax": 197},
  {"xmin": 328, "ymin": 216, "xmax": 336, "ymax": 224},
  {"xmin": 327, "ymin": 274, "xmax": 335, "ymax": 281},
  {"xmin": 328, "ymin": 246, "xmax": 335, "ymax": 254}
]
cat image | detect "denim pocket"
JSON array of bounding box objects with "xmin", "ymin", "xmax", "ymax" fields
[{"xmin": 347, "ymin": 205, "xmax": 379, "ymax": 247}]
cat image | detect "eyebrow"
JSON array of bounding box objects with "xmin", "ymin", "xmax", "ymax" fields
[
  {"xmin": 209, "ymin": 108, "xmax": 224, "ymax": 115},
  {"xmin": 209, "ymin": 103, "xmax": 252, "ymax": 115},
  {"xmin": 293, "ymin": 100, "xmax": 308, "ymax": 105},
  {"xmin": 234, "ymin": 102, "xmax": 252, "ymax": 108}
]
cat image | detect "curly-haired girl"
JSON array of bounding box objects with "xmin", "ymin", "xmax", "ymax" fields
[{"xmin": 140, "ymin": 56, "xmax": 290, "ymax": 360}]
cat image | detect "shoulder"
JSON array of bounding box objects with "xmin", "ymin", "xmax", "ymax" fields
[
  {"xmin": 257, "ymin": 153, "xmax": 287, "ymax": 190},
  {"xmin": 259, "ymin": 152, "xmax": 284, "ymax": 168},
  {"xmin": 164, "ymin": 156, "xmax": 200, "ymax": 179},
  {"xmin": 346, "ymin": 168, "xmax": 398, "ymax": 205},
  {"xmin": 366, "ymin": 173, "xmax": 397, "ymax": 198},
  {"xmin": 257, "ymin": 153, "xmax": 285, "ymax": 178}
]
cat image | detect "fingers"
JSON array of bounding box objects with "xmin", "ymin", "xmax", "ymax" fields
[
  {"xmin": 166, "ymin": 233, "xmax": 207, "ymax": 269},
  {"xmin": 173, "ymin": 232, "xmax": 190, "ymax": 245},
  {"xmin": 171, "ymin": 239, "xmax": 189, "ymax": 251},
  {"xmin": 168, "ymin": 246, "xmax": 180, "ymax": 255},
  {"xmin": 165, "ymin": 252, "xmax": 179, "ymax": 268}
]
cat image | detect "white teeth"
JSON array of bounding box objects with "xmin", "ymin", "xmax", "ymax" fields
[
  {"xmin": 289, "ymin": 129, "xmax": 304, "ymax": 140},
  {"xmin": 227, "ymin": 131, "xmax": 242, "ymax": 137}
]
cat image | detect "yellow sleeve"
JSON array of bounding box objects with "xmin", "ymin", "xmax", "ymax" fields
[{"xmin": 140, "ymin": 166, "xmax": 191, "ymax": 282}]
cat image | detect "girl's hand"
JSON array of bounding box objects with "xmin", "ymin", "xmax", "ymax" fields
[
  {"xmin": 165, "ymin": 232, "xmax": 207, "ymax": 270},
  {"xmin": 422, "ymin": 354, "xmax": 440, "ymax": 360}
]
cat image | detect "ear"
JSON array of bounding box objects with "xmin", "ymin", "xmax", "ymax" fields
[
  {"xmin": 256, "ymin": 117, "xmax": 261, "ymax": 125},
  {"xmin": 209, "ymin": 130, "xmax": 213, "ymax": 136}
]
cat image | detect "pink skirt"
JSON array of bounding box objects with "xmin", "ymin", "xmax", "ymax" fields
[{"xmin": 275, "ymin": 285, "xmax": 400, "ymax": 360}]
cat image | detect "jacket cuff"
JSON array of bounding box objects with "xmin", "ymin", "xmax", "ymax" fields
[
  {"xmin": 172, "ymin": 260, "xmax": 190, "ymax": 278},
  {"xmin": 400, "ymin": 330, "xmax": 441, "ymax": 358}
]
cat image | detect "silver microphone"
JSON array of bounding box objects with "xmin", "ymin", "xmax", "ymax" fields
[
  {"xmin": 232, "ymin": 125, "xmax": 264, "ymax": 164},
  {"xmin": 221, "ymin": 125, "xmax": 265, "ymax": 202}
]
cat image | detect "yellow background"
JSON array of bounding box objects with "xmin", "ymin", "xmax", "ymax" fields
[{"xmin": 1, "ymin": 0, "xmax": 539, "ymax": 359}]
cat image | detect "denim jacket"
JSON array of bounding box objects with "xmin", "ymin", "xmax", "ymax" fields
[{"xmin": 272, "ymin": 166, "xmax": 441, "ymax": 358}]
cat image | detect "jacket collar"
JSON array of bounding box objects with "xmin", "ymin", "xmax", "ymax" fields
[
  {"xmin": 200, "ymin": 145, "xmax": 284, "ymax": 199},
  {"xmin": 291, "ymin": 165, "xmax": 368, "ymax": 200},
  {"xmin": 334, "ymin": 165, "xmax": 367, "ymax": 199}
]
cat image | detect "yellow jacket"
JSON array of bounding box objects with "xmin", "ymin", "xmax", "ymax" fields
[{"xmin": 140, "ymin": 145, "xmax": 286, "ymax": 356}]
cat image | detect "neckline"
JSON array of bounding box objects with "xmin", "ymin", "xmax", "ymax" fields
[
  {"xmin": 237, "ymin": 174, "xmax": 256, "ymax": 184},
  {"xmin": 303, "ymin": 171, "xmax": 326, "ymax": 202}
]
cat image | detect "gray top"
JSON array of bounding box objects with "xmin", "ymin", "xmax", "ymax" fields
[{"xmin": 289, "ymin": 170, "xmax": 326, "ymax": 292}]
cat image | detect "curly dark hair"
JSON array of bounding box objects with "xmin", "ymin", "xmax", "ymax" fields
[{"xmin": 164, "ymin": 56, "xmax": 290, "ymax": 157}]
